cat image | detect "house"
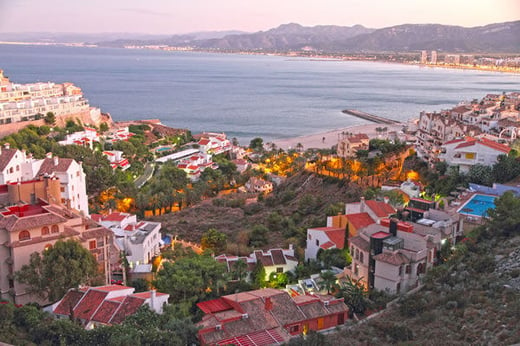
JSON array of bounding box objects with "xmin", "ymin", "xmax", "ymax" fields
[
  {"xmin": 58, "ymin": 127, "xmax": 100, "ymax": 149},
  {"xmin": 93, "ymin": 212, "xmax": 162, "ymax": 268},
  {"xmin": 0, "ymin": 201, "xmax": 116, "ymax": 304},
  {"xmin": 439, "ymin": 137, "xmax": 511, "ymax": 172},
  {"xmin": 344, "ymin": 218, "xmax": 438, "ymax": 293},
  {"xmin": 195, "ymin": 132, "xmax": 232, "ymax": 155},
  {"xmin": 215, "ymin": 246, "xmax": 298, "ymax": 281},
  {"xmin": 345, "ymin": 197, "xmax": 396, "ymax": 225},
  {"xmin": 305, "ymin": 227, "xmax": 346, "ymax": 261},
  {"xmin": 232, "ymin": 158, "xmax": 249, "ymax": 173},
  {"xmin": 337, "ymin": 133, "xmax": 369, "ymax": 158},
  {"xmin": 196, "ymin": 288, "xmax": 348, "ymax": 345},
  {"xmin": 0, "ymin": 145, "xmax": 89, "ymax": 216},
  {"xmin": 103, "ymin": 150, "xmax": 131, "ymax": 170},
  {"xmin": 245, "ymin": 177, "xmax": 273, "ymax": 194},
  {"xmin": 51, "ymin": 285, "xmax": 169, "ymax": 329}
]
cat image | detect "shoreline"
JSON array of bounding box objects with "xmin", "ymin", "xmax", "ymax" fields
[
  {"xmin": 270, "ymin": 123, "xmax": 405, "ymax": 151},
  {"xmin": 1, "ymin": 42, "xmax": 519, "ymax": 75}
]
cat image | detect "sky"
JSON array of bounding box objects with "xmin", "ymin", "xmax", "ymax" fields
[{"xmin": 1, "ymin": 0, "xmax": 519, "ymax": 34}]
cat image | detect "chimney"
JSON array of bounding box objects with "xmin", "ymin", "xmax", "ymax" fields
[
  {"xmin": 389, "ymin": 218, "xmax": 398, "ymax": 237},
  {"xmin": 46, "ymin": 152, "xmax": 53, "ymax": 158},
  {"xmin": 360, "ymin": 197, "xmax": 365, "ymax": 212},
  {"xmin": 54, "ymin": 156, "xmax": 59, "ymax": 166},
  {"xmin": 383, "ymin": 196, "xmax": 390, "ymax": 205},
  {"xmin": 3, "ymin": 142, "xmax": 10, "ymax": 150},
  {"xmin": 150, "ymin": 290, "xmax": 156, "ymax": 311}
]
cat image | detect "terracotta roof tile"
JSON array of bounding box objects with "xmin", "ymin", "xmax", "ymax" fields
[
  {"xmin": 347, "ymin": 212, "xmax": 375, "ymax": 230},
  {"xmin": 0, "ymin": 149, "xmax": 18, "ymax": 171},
  {"xmin": 54, "ymin": 290, "xmax": 85, "ymax": 316},
  {"xmin": 110, "ymin": 296, "xmax": 145, "ymax": 324},
  {"xmin": 349, "ymin": 236, "xmax": 370, "ymax": 252},
  {"xmin": 373, "ymin": 252, "xmax": 410, "ymax": 266},
  {"xmin": 270, "ymin": 249, "xmax": 286, "ymax": 265},
  {"xmin": 73, "ymin": 290, "xmax": 108, "ymax": 321},
  {"xmin": 365, "ymin": 200, "xmax": 395, "ymax": 218},
  {"xmin": 91, "ymin": 300, "xmax": 120, "ymax": 324},
  {"xmin": 36, "ymin": 157, "xmax": 74, "ymax": 175}
]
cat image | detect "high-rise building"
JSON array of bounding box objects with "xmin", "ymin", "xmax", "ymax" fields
[
  {"xmin": 420, "ymin": 50, "xmax": 428, "ymax": 64},
  {"xmin": 430, "ymin": 50, "xmax": 438, "ymax": 64}
]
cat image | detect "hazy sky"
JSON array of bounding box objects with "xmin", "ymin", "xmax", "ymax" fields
[{"xmin": 1, "ymin": 0, "xmax": 519, "ymax": 34}]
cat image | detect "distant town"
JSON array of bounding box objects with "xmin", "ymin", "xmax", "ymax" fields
[{"xmin": 0, "ymin": 65, "xmax": 520, "ymax": 345}]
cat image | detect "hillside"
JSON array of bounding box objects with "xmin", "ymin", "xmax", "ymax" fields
[
  {"xmin": 150, "ymin": 171, "xmax": 363, "ymax": 255},
  {"xmin": 98, "ymin": 21, "xmax": 520, "ymax": 53}
]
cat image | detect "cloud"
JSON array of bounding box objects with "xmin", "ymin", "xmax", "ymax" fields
[{"xmin": 119, "ymin": 8, "xmax": 171, "ymax": 17}]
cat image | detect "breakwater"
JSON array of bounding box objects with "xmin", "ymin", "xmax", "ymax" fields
[{"xmin": 342, "ymin": 109, "xmax": 401, "ymax": 125}]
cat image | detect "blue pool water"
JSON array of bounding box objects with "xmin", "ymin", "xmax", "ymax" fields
[
  {"xmin": 458, "ymin": 194, "xmax": 497, "ymax": 217},
  {"xmin": 156, "ymin": 147, "xmax": 172, "ymax": 152}
]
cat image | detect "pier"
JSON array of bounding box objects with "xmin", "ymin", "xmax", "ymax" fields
[{"xmin": 342, "ymin": 109, "xmax": 401, "ymax": 125}]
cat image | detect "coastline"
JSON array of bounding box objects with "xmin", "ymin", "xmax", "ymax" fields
[{"xmin": 271, "ymin": 123, "xmax": 404, "ymax": 151}]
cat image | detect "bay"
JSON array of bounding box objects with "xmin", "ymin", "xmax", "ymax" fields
[{"xmin": 1, "ymin": 44, "xmax": 519, "ymax": 144}]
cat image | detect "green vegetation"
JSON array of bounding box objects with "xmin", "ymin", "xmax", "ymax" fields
[{"xmin": 15, "ymin": 239, "xmax": 101, "ymax": 303}]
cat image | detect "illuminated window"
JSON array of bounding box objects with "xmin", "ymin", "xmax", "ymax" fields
[
  {"xmin": 51, "ymin": 225, "xmax": 59, "ymax": 233},
  {"xmin": 41, "ymin": 226, "xmax": 50, "ymax": 235},
  {"xmin": 465, "ymin": 153, "xmax": 475, "ymax": 159},
  {"xmin": 19, "ymin": 230, "xmax": 31, "ymax": 241}
]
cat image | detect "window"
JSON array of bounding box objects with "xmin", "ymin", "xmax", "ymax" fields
[
  {"xmin": 276, "ymin": 267, "xmax": 283, "ymax": 273},
  {"xmin": 16, "ymin": 165, "xmax": 19, "ymax": 171},
  {"xmin": 289, "ymin": 325, "xmax": 299, "ymax": 334},
  {"xmin": 354, "ymin": 264, "xmax": 359, "ymax": 276},
  {"xmin": 89, "ymin": 240, "xmax": 97, "ymax": 250},
  {"xmin": 60, "ymin": 187, "xmax": 65, "ymax": 192},
  {"xmin": 355, "ymin": 249, "xmax": 359, "ymax": 261},
  {"xmin": 51, "ymin": 225, "xmax": 59, "ymax": 233},
  {"xmin": 9, "ymin": 167, "xmax": 13, "ymax": 174},
  {"xmin": 41, "ymin": 226, "xmax": 50, "ymax": 236},
  {"xmin": 399, "ymin": 266, "xmax": 403, "ymax": 276},
  {"xmin": 308, "ymin": 234, "xmax": 312, "ymax": 240},
  {"xmin": 351, "ymin": 246, "xmax": 354, "ymax": 256},
  {"xmin": 405, "ymin": 265, "xmax": 411, "ymax": 274},
  {"xmin": 417, "ymin": 263, "xmax": 425, "ymax": 275},
  {"xmin": 316, "ymin": 239, "xmax": 319, "ymax": 246},
  {"xmin": 19, "ymin": 230, "xmax": 31, "ymax": 241},
  {"xmin": 359, "ymin": 252, "xmax": 364, "ymax": 264}
]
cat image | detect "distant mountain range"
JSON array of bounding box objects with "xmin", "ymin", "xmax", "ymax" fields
[
  {"xmin": 2, "ymin": 21, "xmax": 519, "ymax": 53},
  {"xmin": 98, "ymin": 21, "xmax": 520, "ymax": 53}
]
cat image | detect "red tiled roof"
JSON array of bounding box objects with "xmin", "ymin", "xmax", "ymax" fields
[
  {"xmin": 373, "ymin": 252, "xmax": 410, "ymax": 265},
  {"xmin": 73, "ymin": 290, "xmax": 108, "ymax": 320},
  {"xmin": 347, "ymin": 212, "xmax": 375, "ymax": 230},
  {"xmin": 270, "ymin": 249, "xmax": 286, "ymax": 265},
  {"xmin": 349, "ymin": 236, "xmax": 370, "ymax": 252},
  {"xmin": 131, "ymin": 291, "xmax": 169, "ymax": 299},
  {"xmin": 197, "ymin": 298, "xmax": 233, "ymax": 314},
  {"xmin": 255, "ymin": 251, "xmax": 274, "ymax": 266},
  {"xmin": 478, "ymin": 138, "xmax": 511, "ymax": 153},
  {"xmin": 443, "ymin": 138, "xmax": 465, "ymax": 146},
  {"xmin": 199, "ymin": 139, "xmax": 211, "ymax": 145},
  {"xmin": 365, "ymin": 200, "xmax": 395, "ymax": 218},
  {"xmin": 320, "ymin": 241, "xmax": 336, "ymax": 250},
  {"xmin": 110, "ymin": 296, "xmax": 146, "ymax": 324},
  {"xmin": 102, "ymin": 212, "xmax": 128, "ymax": 222},
  {"xmin": 371, "ymin": 231, "xmax": 390, "ymax": 239},
  {"xmin": 324, "ymin": 228, "xmax": 346, "ymax": 249},
  {"xmin": 0, "ymin": 149, "xmax": 18, "ymax": 171},
  {"xmin": 95, "ymin": 285, "xmax": 133, "ymax": 292},
  {"xmin": 54, "ymin": 290, "xmax": 85, "ymax": 315},
  {"xmin": 91, "ymin": 300, "xmax": 120, "ymax": 324},
  {"xmin": 36, "ymin": 157, "xmax": 74, "ymax": 175},
  {"xmin": 217, "ymin": 328, "xmax": 285, "ymax": 346}
]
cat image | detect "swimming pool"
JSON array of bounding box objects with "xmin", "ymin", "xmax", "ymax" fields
[{"xmin": 458, "ymin": 194, "xmax": 497, "ymax": 217}]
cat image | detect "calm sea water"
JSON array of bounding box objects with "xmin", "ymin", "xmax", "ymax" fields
[{"xmin": 1, "ymin": 45, "xmax": 519, "ymax": 144}]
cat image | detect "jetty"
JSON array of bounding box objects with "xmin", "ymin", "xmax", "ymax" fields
[{"xmin": 342, "ymin": 109, "xmax": 401, "ymax": 125}]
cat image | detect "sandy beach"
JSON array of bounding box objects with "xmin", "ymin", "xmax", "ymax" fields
[{"xmin": 271, "ymin": 123, "xmax": 405, "ymax": 151}]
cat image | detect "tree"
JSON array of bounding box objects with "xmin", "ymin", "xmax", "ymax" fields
[
  {"xmin": 486, "ymin": 191, "xmax": 520, "ymax": 237},
  {"xmin": 15, "ymin": 239, "xmax": 100, "ymax": 302},
  {"xmin": 200, "ymin": 228, "xmax": 228, "ymax": 254},
  {"xmin": 338, "ymin": 276, "xmax": 371, "ymax": 315},
  {"xmin": 320, "ymin": 270, "xmax": 338, "ymax": 294},
  {"xmin": 249, "ymin": 137, "xmax": 264, "ymax": 152},
  {"xmin": 251, "ymin": 262, "xmax": 266, "ymax": 289},
  {"xmin": 317, "ymin": 248, "xmax": 351, "ymax": 269},
  {"xmin": 44, "ymin": 112, "xmax": 56, "ymax": 125},
  {"xmin": 153, "ymin": 255, "xmax": 227, "ymax": 302}
]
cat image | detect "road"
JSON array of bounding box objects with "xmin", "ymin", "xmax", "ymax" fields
[{"xmin": 134, "ymin": 162, "xmax": 155, "ymax": 188}]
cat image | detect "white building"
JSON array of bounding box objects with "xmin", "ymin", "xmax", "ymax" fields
[
  {"xmin": 0, "ymin": 145, "xmax": 89, "ymax": 216},
  {"xmin": 305, "ymin": 227, "xmax": 346, "ymax": 261},
  {"xmin": 93, "ymin": 212, "xmax": 162, "ymax": 267},
  {"xmin": 440, "ymin": 137, "xmax": 511, "ymax": 172}
]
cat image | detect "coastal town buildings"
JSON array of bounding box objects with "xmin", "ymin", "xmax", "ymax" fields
[
  {"xmin": 50, "ymin": 285, "xmax": 169, "ymax": 329},
  {"xmin": 102, "ymin": 150, "xmax": 131, "ymax": 170},
  {"xmin": 0, "ymin": 145, "xmax": 89, "ymax": 216},
  {"xmin": 215, "ymin": 246, "xmax": 298, "ymax": 281},
  {"xmin": 0, "ymin": 201, "xmax": 116, "ymax": 304},
  {"xmin": 0, "ymin": 69, "xmax": 102, "ymax": 130},
  {"xmin": 244, "ymin": 177, "xmax": 273, "ymax": 194},
  {"xmin": 58, "ymin": 127, "xmax": 100, "ymax": 149},
  {"xmin": 91, "ymin": 211, "xmax": 162, "ymax": 268},
  {"xmin": 439, "ymin": 137, "xmax": 511, "ymax": 173},
  {"xmin": 196, "ymin": 288, "xmax": 348, "ymax": 345},
  {"xmin": 337, "ymin": 133, "xmax": 369, "ymax": 158}
]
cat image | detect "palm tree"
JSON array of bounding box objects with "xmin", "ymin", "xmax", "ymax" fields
[
  {"xmin": 320, "ymin": 270, "xmax": 338, "ymax": 294},
  {"xmin": 338, "ymin": 276, "xmax": 371, "ymax": 315}
]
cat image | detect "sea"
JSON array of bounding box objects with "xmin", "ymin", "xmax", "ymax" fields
[{"xmin": 1, "ymin": 44, "xmax": 519, "ymax": 144}]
